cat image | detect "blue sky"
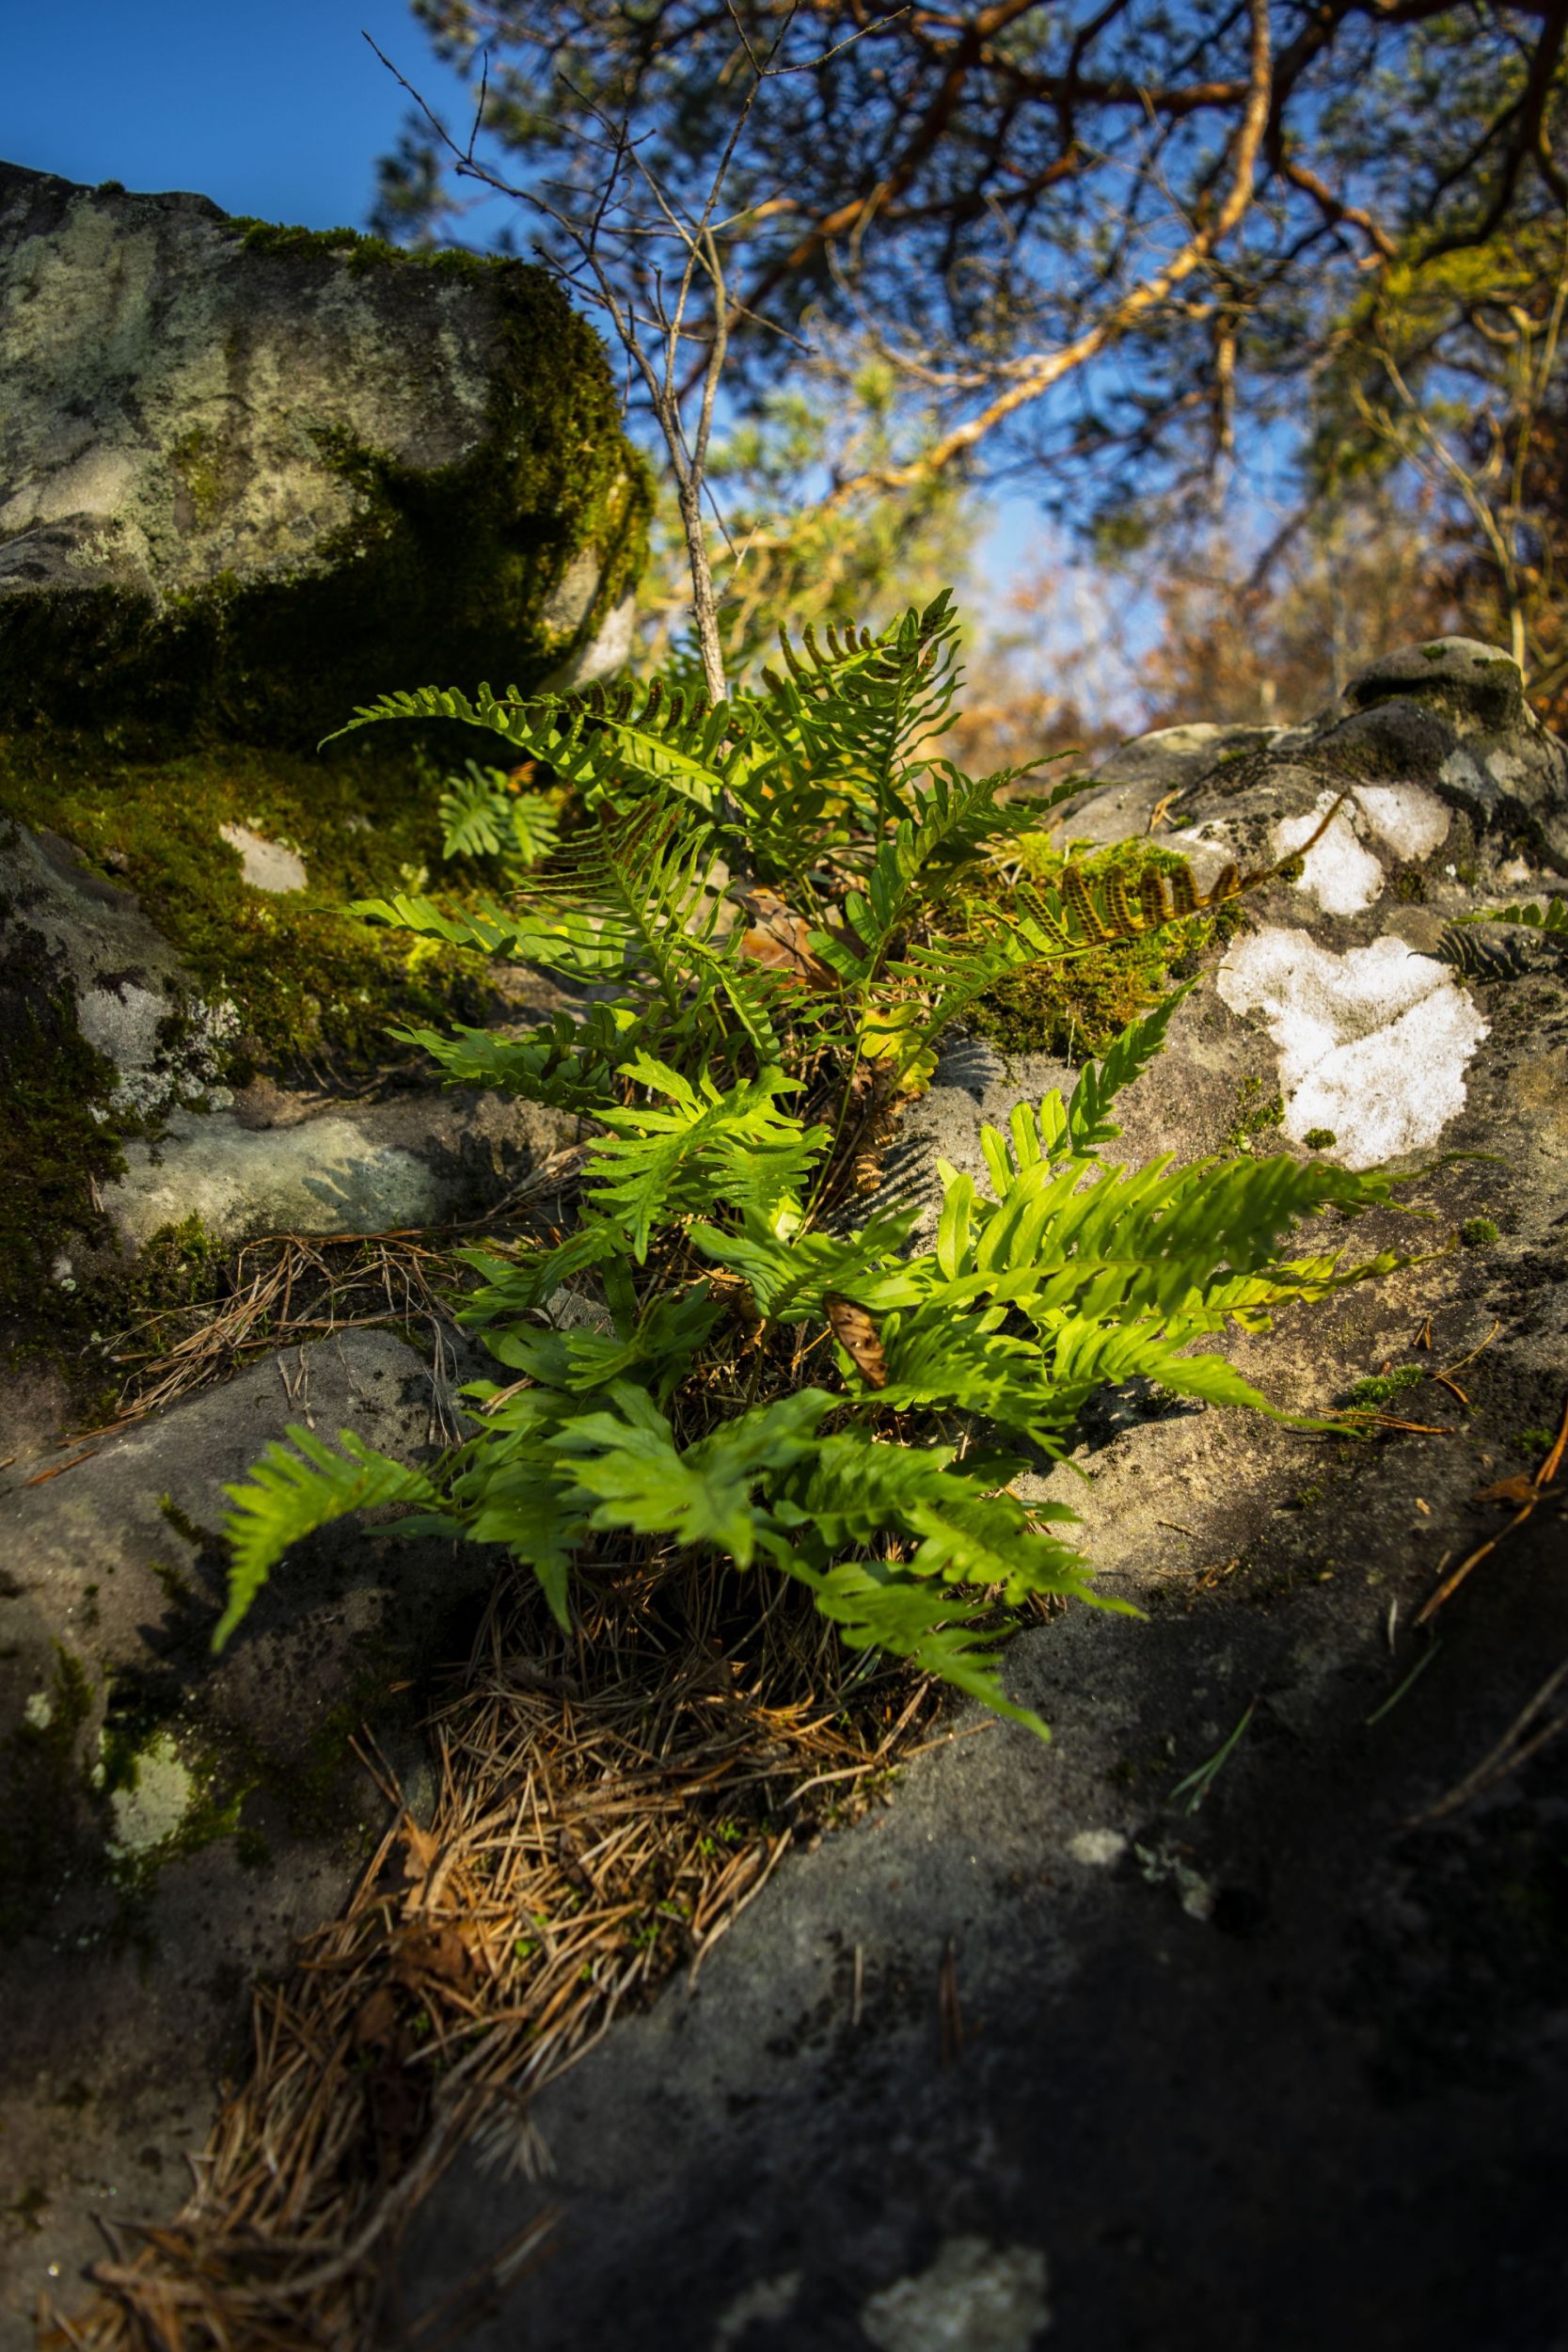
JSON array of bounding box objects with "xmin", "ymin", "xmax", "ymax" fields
[{"xmin": 0, "ymin": 0, "xmax": 470, "ymax": 230}]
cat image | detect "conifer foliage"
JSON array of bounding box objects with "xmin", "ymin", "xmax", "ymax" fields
[{"xmin": 218, "ymin": 597, "xmax": 1407, "ymax": 1735}]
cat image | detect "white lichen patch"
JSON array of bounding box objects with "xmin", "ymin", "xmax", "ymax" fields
[
  {"xmin": 1351, "ymin": 783, "xmax": 1450, "ymax": 863},
  {"xmin": 1066, "ymin": 1828, "xmax": 1128, "ymax": 1867},
  {"xmin": 1218, "ymin": 928, "xmax": 1489, "ymax": 1169},
  {"xmin": 103, "ymin": 1732, "xmax": 195, "ymax": 1862},
  {"xmin": 1273, "ymin": 782, "xmax": 1449, "ymax": 917},
  {"xmin": 859, "ymin": 2237, "xmax": 1051, "ymax": 2352},
  {"xmin": 1273, "ymin": 795, "xmax": 1386, "ymax": 914},
  {"xmin": 218, "ymin": 824, "xmax": 308, "ymax": 894},
  {"xmin": 24, "ymin": 1690, "xmax": 55, "ymax": 1731},
  {"xmin": 712, "ymin": 2273, "xmax": 803, "ymax": 2351}
]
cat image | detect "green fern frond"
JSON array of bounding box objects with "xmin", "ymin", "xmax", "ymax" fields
[
  {"xmin": 765, "ymin": 591, "xmax": 965, "ymax": 824},
  {"xmin": 781, "ymin": 1556, "xmax": 1050, "ymax": 1739},
  {"xmin": 390, "ymin": 1000, "xmax": 643, "ymax": 1111},
  {"xmin": 215, "ymin": 1428, "xmax": 441, "ymax": 1653},
  {"xmin": 438, "ymin": 759, "xmax": 515, "ymax": 857},
  {"xmin": 586, "ymin": 1060, "xmax": 827, "ymax": 1259},
  {"xmin": 1066, "ymin": 983, "xmax": 1196, "ymax": 1150},
  {"xmin": 326, "ymin": 674, "xmax": 745, "ymax": 818},
  {"xmin": 688, "ymin": 1207, "xmax": 921, "ymax": 1321},
  {"xmin": 1457, "ymin": 895, "xmax": 1568, "ymax": 933}
]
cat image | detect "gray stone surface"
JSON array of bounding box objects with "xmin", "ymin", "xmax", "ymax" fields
[
  {"xmin": 1181, "ymin": 636, "xmax": 1568, "ymax": 866},
  {"xmin": 0, "ymin": 1328, "xmax": 495, "ymax": 2341},
  {"xmin": 1044, "ymin": 722, "xmax": 1286, "ymax": 847},
  {"xmin": 0, "ymin": 819, "xmax": 229, "ymax": 1121},
  {"xmin": 102, "ymin": 1085, "xmax": 580, "ymax": 1251},
  {"xmin": 398, "ymin": 1023, "xmax": 1568, "ymax": 2351},
  {"xmin": 0, "ymin": 162, "xmax": 644, "ymax": 739},
  {"xmin": 1, "ymin": 813, "xmax": 581, "ymax": 1271}
]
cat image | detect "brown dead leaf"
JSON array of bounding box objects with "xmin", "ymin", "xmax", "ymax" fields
[
  {"xmin": 393, "ymin": 1925, "xmax": 473, "ymax": 1990},
  {"xmin": 737, "ymin": 887, "xmax": 863, "ymax": 989},
  {"xmin": 1475, "ymin": 1473, "xmax": 1542, "ymax": 1506},
  {"xmin": 354, "ymin": 1985, "xmax": 401, "ymax": 2050}
]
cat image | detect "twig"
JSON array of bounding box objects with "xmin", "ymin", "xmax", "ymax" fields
[{"xmin": 1406, "ymin": 1652, "xmax": 1568, "ymax": 1826}]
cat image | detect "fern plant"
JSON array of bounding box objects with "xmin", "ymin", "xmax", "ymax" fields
[{"xmin": 215, "ymin": 596, "xmax": 1408, "ymax": 1737}]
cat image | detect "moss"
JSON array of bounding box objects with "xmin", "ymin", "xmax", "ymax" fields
[
  {"xmin": 0, "ymin": 256, "xmax": 652, "ymax": 749},
  {"xmin": 0, "ymin": 731, "xmax": 500, "ymax": 1081},
  {"xmin": 964, "ymin": 836, "xmax": 1244, "ymax": 1059},
  {"xmin": 169, "ymin": 425, "xmax": 226, "ymax": 525},
  {"xmin": 1303, "ymin": 1127, "xmax": 1338, "ymax": 1152},
  {"xmin": 1460, "ymin": 1216, "xmax": 1499, "ymax": 1246},
  {"xmin": 230, "ymin": 219, "xmax": 504, "ymax": 280},
  {"xmin": 1343, "ymin": 1363, "xmax": 1426, "ymax": 1407},
  {"xmin": 0, "ymin": 903, "xmax": 129, "ymax": 1311},
  {"xmin": 158, "ymin": 1488, "xmax": 221, "ymax": 1552},
  {"xmin": 1390, "ymin": 864, "xmax": 1429, "ymax": 903},
  {"xmin": 1224, "ymin": 1073, "xmax": 1285, "ymax": 1153}
]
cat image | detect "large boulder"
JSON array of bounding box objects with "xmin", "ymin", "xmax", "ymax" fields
[{"xmin": 0, "ymin": 164, "xmax": 649, "ymax": 742}]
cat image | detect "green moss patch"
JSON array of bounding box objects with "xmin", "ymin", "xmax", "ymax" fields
[
  {"xmin": 0, "ymin": 731, "xmax": 499, "ymax": 1081},
  {"xmin": 962, "ymin": 835, "xmax": 1246, "ymax": 1059},
  {"xmin": 0, "ymin": 907, "xmax": 129, "ymax": 1311}
]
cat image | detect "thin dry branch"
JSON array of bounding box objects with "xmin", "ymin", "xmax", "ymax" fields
[{"xmin": 749, "ymin": 0, "xmax": 1274, "ymax": 524}]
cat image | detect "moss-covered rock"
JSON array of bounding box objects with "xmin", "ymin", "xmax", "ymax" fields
[{"xmin": 0, "ymin": 164, "xmax": 651, "ymax": 746}]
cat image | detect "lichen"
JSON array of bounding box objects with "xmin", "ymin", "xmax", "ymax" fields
[
  {"xmin": 0, "ymin": 906, "xmax": 130, "ymax": 1312},
  {"xmin": 0, "ymin": 245, "xmax": 652, "ymax": 747}
]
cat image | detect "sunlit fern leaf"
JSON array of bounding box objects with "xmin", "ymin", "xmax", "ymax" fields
[
  {"xmin": 349, "ymin": 889, "xmax": 621, "ymax": 970},
  {"xmin": 388, "ymin": 1002, "xmax": 642, "ymax": 1113},
  {"xmin": 776, "ymin": 1555, "xmax": 1051, "ymax": 1740},
  {"xmin": 891, "ymin": 828, "xmax": 1309, "ymax": 1087},
  {"xmin": 509, "ymin": 791, "xmax": 562, "ymax": 868},
  {"xmin": 215, "ymin": 1428, "xmax": 442, "ymax": 1653},
  {"xmin": 1066, "ymin": 982, "xmax": 1196, "ymax": 1152},
  {"xmin": 325, "ymin": 675, "xmax": 746, "ymax": 818},
  {"xmin": 1457, "ymin": 895, "xmax": 1568, "ymax": 933},
  {"xmin": 687, "ymin": 1206, "xmax": 921, "ymax": 1322},
  {"xmin": 438, "ymin": 760, "xmax": 515, "ymax": 858},
  {"xmin": 585, "ymin": 1059, "xmax": 829, "ymax": 1260},
  {"xmin": 549, "ymin": 1381, "xmax": 833, "ymax": 1566},
  {"xmin": 764, "ymin": 590, "xmax": 966, "ymax": 826}
]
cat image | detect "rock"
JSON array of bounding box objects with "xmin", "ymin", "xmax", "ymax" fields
[
  {"xmin": 387, "ymin": 650, "xmax": 1568, "ymax": 2346},
  {"xmin": 0, "ymin": 813, "xmax": 580, "ymax": 1302},
  {"xmin": 393, "ymin": 987, "xmax": 1568, "ymax": 2352},
  {"xmin": 0, "ymin": 164, "xmax": 648, "ymax": 742},
  {"xmin": 0, "ymin": 1328, "xmax": 495, "ymax": 2336},
  {"xmin": 1177, "ymin": 638, "xmax": 1568, "ymax": 866},
  {"xmin": 0, "ymin": 819, "xmax": 230, "ymax": 1122},
  {"xmin": 103, "ymin": 1085, "xmax": 580, "ymax": 1250},
  {"xmin": 1046, "ymin": 721, "xmax": 1284, "ymax": 845}
]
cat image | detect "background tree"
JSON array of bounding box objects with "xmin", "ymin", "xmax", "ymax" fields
[{"xmin": 374, "ymin": 0, "xmax": 1568, "ymax": 717}]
